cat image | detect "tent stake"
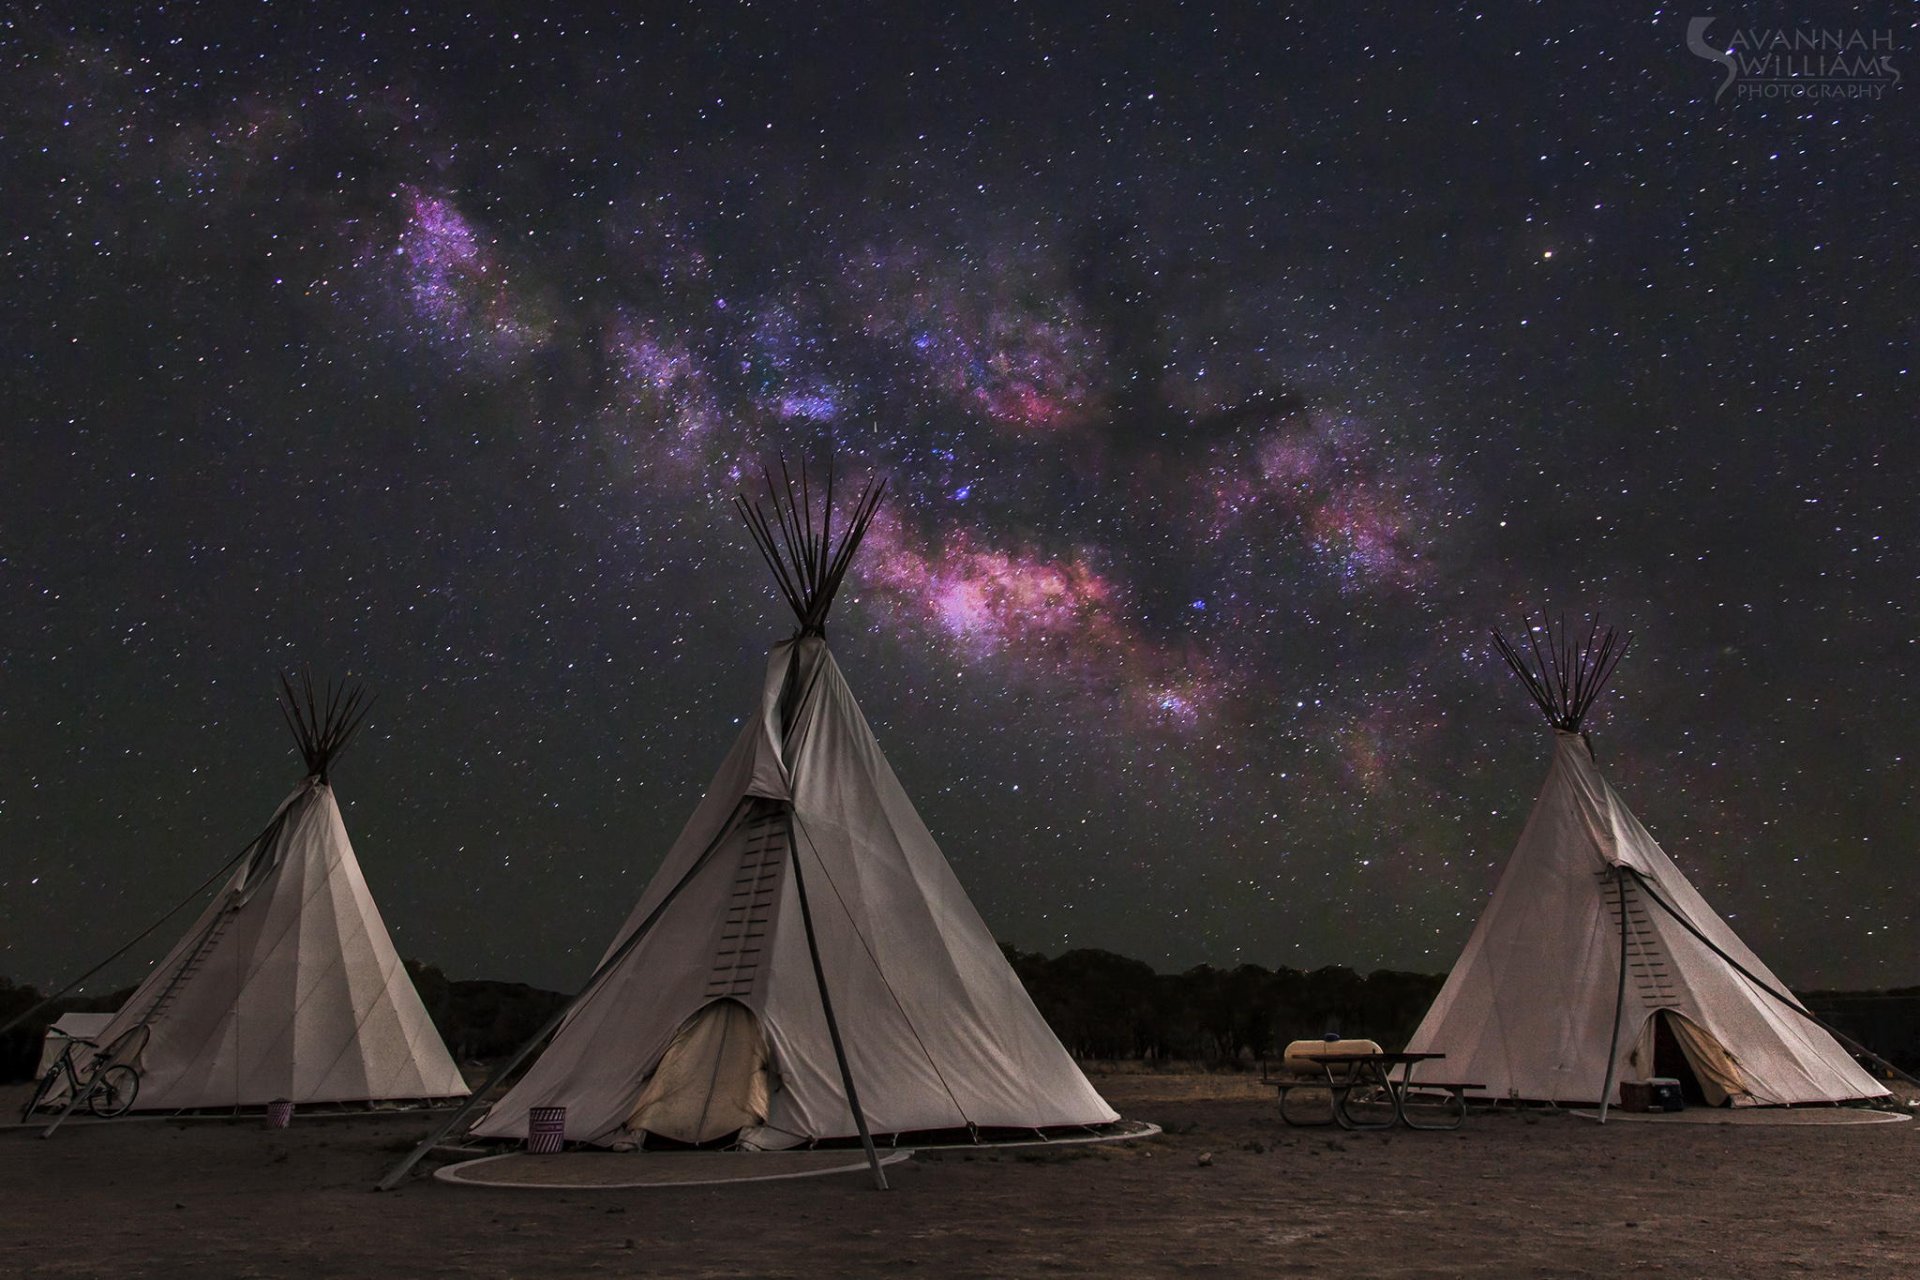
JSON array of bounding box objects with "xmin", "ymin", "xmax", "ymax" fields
[
  {"xmin": 785, "ymin": 808, "xmax": 889, "ymax": 1191},
  {"xmin": 375, "ymin": 807, "xmax": 749, "ymax": 1191},
  {"xmin": 1596, "ymin": 866, "xmax": 1632, "ymax": 1124}
]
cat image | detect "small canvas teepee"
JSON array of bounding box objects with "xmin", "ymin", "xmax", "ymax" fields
[
  {"xmin": 472, "ymin": 465, "xmax": 1117, "ymax": 1153},
  {"xmin": 78, "ymin": 675, "xmax": 468, "ymax": 1110},
  {"xmin": 1407, "ymin": 619, "xmax": 1887, "ymax": 1108}
]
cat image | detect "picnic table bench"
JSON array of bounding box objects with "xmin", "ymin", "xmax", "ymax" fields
[{"xmin": 1263, "ymin": 1048, "xmax": 1482, "ymax": 1131}]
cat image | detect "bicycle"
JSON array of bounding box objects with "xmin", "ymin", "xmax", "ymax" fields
[{"xmin": 20, "ymin": 1033, "xmax": 142, "ymax": 1122}]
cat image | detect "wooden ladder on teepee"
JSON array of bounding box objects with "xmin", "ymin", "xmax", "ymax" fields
[
  {"xmin": 139, "ymin": 904, "xmax": 240, "ymax": 1025},
  {"xmin": 704, "ymin": 805, "xmax": 787, "ymax": 1001},
  {"xmin": 1599, "ymin": 870, "xmax": 1677, "ymax": 1004}
]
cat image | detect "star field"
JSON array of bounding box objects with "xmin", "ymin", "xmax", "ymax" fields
[{"xmin": 2, "ymin": 3, "xmax": 1914, "ymax": 994}]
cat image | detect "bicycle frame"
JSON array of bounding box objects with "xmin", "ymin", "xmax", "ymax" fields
[
  {"xmin": 32, "ymin": 1023, "xmax": 149, "ymax": 1135},
  {"xmin": 22, "ymin": 1040, "xmax": 90, "ymax": 1122}
]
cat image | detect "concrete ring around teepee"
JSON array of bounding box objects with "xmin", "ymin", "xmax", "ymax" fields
[
  {"xmin": 432, "ymin": 1121, "xmax": 1163, "ymax": 1189},
  {"xmin": 898, "ymin": 1119, "xmax": 1163, "ymax": 1150},
  {"xmin": 433, "ymin": 1148, "xmax": 914, "ymax": 1189},
  {"xmin": 1570, "ymin": 1107, "xmax": 1912, "ymax": 1127}
]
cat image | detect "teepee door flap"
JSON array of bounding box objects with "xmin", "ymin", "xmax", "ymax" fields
[{"xmin": 627, "ymin": 999, "xmax": 773, "ymax": 1144}]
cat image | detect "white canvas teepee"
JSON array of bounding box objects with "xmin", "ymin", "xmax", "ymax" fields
[
  {"xmin": 1408, "ymin": 622, "xmax": 1887, "ymax": 1108},
  {"xmin": 80, "ymin": 677, "xmax": 467, "ymax": 1110},
  {"xmin": 474, "ymin": 469, "xmax": 1117, "ymax": 1149}
]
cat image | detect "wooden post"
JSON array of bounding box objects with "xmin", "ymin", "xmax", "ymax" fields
[
  {"xmin": 784, "ymin": 810, "xmax": 888, "ymax": 1191},
  {"xmin": 1596, "ymin": 866, "xmax": 1632, "ymax": 1124}
]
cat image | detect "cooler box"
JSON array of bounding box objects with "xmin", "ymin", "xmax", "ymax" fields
[{"xmin": 1619, "ymin": 1078, "xmax": 1685, "ymax": 1112}]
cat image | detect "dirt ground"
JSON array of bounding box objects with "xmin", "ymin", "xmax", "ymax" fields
[{"xmin": 4, "ymin": 1071, "xmax": 1917, "ymax": 1279}]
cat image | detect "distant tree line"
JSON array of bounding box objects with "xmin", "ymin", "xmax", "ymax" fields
[
  {"xmin": 1004, "ymin": 949, "xmax": 1445, "ymax": 1062},
  {"xmin": 401, "ymin": 962, "xmax": 570, "ymax": 1062},
  {"xmin": 1802, "ymin": 990, "xmax": 1920, "ymax": 1076},
  {"xmin": 5, "ymin": 955, "xmax": 1442, "ymax": 1080},
  {"xmin": 7, "ymin": 958, "xmax": 1919, "ymax": 1082},
  {"xmin": 0, "ymin": 976, "xmax": 124, "ymax": 1083}
]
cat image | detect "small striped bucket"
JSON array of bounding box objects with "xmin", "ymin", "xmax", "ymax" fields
[
  {"xmin": 527, "ymin": 1106, "xmax": 566, "ymax": 1154},
  {"xmin": 266, "ymin": 1099, "xmax": 294, "ymax": 1129}
]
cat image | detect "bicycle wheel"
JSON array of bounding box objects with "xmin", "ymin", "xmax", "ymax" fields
[{"xmin": 88, "ymin": 1065, "xmax": 139, "ymax": 1118}]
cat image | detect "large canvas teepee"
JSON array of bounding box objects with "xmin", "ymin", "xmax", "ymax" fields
[
  {"xmin": 1407, "ymin": 620, "xmax": 1887, "ymax": 1108},
  {"xmin": 80, "ymin": 676, "xmax": 468, "ymax": 1110},
  {"xmin": 472, "ymin": 467, "xmax": 1117, "ymax": 1152}
]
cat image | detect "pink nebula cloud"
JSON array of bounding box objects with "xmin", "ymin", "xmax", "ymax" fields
[
  {"xmin": 594, "ymin": 316, "xmax": 737, "ymax": 483},
  {"xmin": 388, "ymin": 186, "xmax": 544, "ymax": 362},
  {"xmin": 859, "ymin": 517, "xmax": 1225, "ymax": 733},
  {"xmin": 1195, "ymin": 414, "xmax": 1432, "ymax": 590},
  {"xmin": 1335, "ymin": 698, "xmax": 1449, "ymax": 797},
  {"xmin": 864, "ymin": 521, "xmax": 1115, "ymax": 657},
  {"xmin": 846, "ymin": 248, "xmax": 1100, "ymax": 432}
]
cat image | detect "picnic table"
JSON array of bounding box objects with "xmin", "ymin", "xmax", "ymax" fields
[{"xmin": 1263, "ymin": 1051, "xmax": 1481, "ymax": 1131}]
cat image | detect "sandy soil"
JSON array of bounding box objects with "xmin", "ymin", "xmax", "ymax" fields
[{"xmin": 4, "ymin": 1071, "xmax": 1917, "ymax": 1278}]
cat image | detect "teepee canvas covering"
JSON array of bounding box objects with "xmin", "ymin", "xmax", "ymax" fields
[
  {"xmin": 1407, "ymin": 622, "xmax": 1886, "ymax": 1108},
  {"xmin": 80, "ymin": 678, "xmax": 467, "ymax": 1110},
  {"xmin": 474, "ymin": 471, "xmax": 1116, "ymax": 1149}
]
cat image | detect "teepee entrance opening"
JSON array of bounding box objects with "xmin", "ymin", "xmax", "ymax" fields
[
  {"xmin": 1642, "ymin": 1009, "xmax": 1747, "ymax": 1106},
  {"xmin": 1650, "ymin": 1012, "xmax": 1704, "ymax": 1103},
  {"xmin": 626, "ymin": 999, "xmax": 773, "ymax": 1146}
]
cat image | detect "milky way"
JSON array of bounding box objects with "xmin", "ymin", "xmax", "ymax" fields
[{"xmin": 2, "ymin": 4, "xmax": 1913, "ymax": 994}]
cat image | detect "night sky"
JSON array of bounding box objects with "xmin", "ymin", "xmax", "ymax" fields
[{"xmin": 4, "ymin": 4, "xmax": 1914, "ymax": 997}]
